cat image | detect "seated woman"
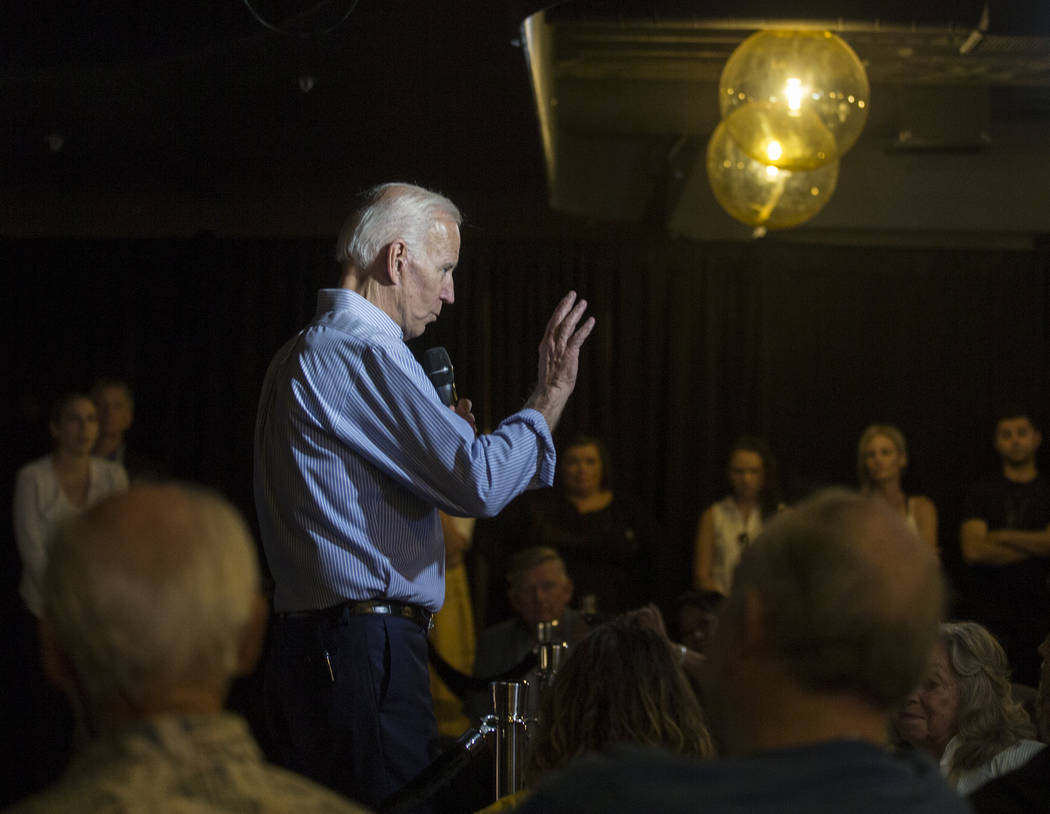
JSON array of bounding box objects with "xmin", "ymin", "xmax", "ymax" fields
[
  {"xmin": 477, "ymin": 618, "xmax": 713, "ymax": 812},
  {"xmin": 856, "ymin": 423, "xmax": 937, "ymax": 550},
  {"xmin": 524, "ymin": 435, "xmax": 647, "ymax": 616},
  {"xmin": 893, "ymin": 620, "xmax": 1045, "ymax": 794},
  {"xmin": 693, "ymin": 435, "xmax": 782, "ymax": 596}
]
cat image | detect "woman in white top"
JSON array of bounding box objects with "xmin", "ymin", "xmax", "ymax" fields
[
  {"xmin": 893, "ymin": 620, "xmax": 1045, "ymax": 795},
  {"xmin": 856, "ymin": 423, "xmax": 938, "ymax": 550},
  {"xmin": 13, "ymin": 392, "xmax": 128, "ymax": 617},
  {"xmin": 692, "ymin": 436, "xmax": 782, "ymax": 596}
]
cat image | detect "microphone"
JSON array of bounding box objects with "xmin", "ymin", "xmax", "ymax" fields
[{"xmin": 423, "ymin": 346, "xmax": 458, "ymax": 407}]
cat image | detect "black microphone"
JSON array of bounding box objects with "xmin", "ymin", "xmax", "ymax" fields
[{"xmin": 423, "ymin": 346, "xmax": 458, "ymax": 407}]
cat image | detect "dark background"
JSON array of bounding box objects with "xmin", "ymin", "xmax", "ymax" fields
[
  {"xmin": 4, "ymin": 2, "xmax": 1050, "ymax": 803},
  {"xmin": 7, "ymin": 234, "xmax": 1049, "ymax": 613}
]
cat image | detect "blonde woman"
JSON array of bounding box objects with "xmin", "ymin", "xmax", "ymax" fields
[{"xmin": 857, "ymin": 424, "xmax": 938, "ymax": 550}]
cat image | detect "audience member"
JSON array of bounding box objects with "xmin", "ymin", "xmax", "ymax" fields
[
  {"xmin": 893, "ymin": 620, "xmax": 1044, "ymax": 794},
  {"xmin": 89, "ymin": 378, "xmax": 133, "ymax": 461},
  {"xmin": 429, "ymin": 511, "xmax": 477, "ymax": 739},
  {"xmin": 516, "ymin": 489, "xmax": 967, "ymax": 814},
  {"xmin": 692, "ymin": 435, "xmax": 782, "ymax": 595},
  {"xmin": 525, "ymin": 618, "xmax": 714, "ymax": 779},
  {"xmin": 10, "ymin": 392, "xmax": 129, "ymax": 796},
  {"xmin": 673, "ymin": 589, "xmax": 724, "ymax": 656},
  {"xmin": 13, "ymin": 393, "xmax": 129, "ymax": 619},
  {"xmin": 523, "ymin": 435, "xmax": 647, "ymax": 615},
  {"xmin": 90, "ymin": 377, "xmax": 165, "ymax": 482},
  {"xmin": 464, "ymin": 547, "xmax": 587, "ymax": 724},
  {"xmin": 960, "ymin": 406, "xmax": 1050, "ymax": 686},
  {"xmin": 969, "ymin": 627, "xmax": 1050, "ymax": 812},
  {"xmin": 857, "ymin": 423, "xmax": 938, "ymax": 550},
  {"xmin": 5, "ymin": 483, "xmax": 367, "ymax": 813}
]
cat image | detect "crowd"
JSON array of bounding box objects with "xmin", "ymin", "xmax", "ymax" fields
[{"xmin": 6, "ymin": 182, "xmax": 1050, "ymax": 814}]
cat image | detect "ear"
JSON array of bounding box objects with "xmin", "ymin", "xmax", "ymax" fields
[
  {"xmin": 234, "ymin": 593, "xmax": 269, "ymax": 677},
  {"xmin": 384, "ymin": 239, "xmax": 410, "ymax": 286}
]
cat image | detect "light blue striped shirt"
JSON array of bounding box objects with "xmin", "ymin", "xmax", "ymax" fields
[{"xmin": 254, "ymin": 289, "xmax": 556, "ymax": 613}]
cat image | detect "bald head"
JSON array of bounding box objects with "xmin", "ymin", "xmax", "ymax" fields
[
  {"xmin": 709, "ymin": 489, "xmax": 944, "ymax": 710},
  {"xmin": 42, "ymin": 484, "xmax": 263, "ymax": 713}
]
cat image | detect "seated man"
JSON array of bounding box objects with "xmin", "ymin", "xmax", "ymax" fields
[
  {"xmin": 464, "ymin": 547, "xmax": 586, "ymax": 723},
  {"xmin": 516, "ymin": 489, "xmax": 968, "ymax": 814},
  {"xmin": 6, "ymin": 484, "xmax": 366, "ymax": 813}
]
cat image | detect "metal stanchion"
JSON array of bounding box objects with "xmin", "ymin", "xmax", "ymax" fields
[
  {"xmin": 484, "ymin": 622, "xmax": 571, "ymax": 803},
  {"xmin": 535, "ymin": 620, "xmax": 567, "ymax": 691},
  {"xmin": 487, "ymin": 680, "xmax": 529, "ymax": 799}
]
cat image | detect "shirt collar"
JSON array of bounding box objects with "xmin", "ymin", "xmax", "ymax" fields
[{"xmin": 316, "ymin": 288, "xmax": 403, "ymax": 340}]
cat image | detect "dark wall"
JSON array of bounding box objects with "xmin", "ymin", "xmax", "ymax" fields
[{"xmin": 6, "ymin": 234, "xmax": 1050, "ymax": 608}]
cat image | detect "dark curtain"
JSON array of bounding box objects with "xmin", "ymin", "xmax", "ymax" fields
[{"xmin": 6, "ymin": 235, "xmax": 1050, "ymax": 612}]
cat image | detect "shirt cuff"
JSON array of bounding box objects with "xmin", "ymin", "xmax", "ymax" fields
[{"xmin": 513, "ymin": 407, "xmax": 557, "ymax": 487}]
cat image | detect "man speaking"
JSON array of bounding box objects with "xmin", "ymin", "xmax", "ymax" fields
[{"xmin": 254, "ymin": 182, "xmax": 594, "ymax": 808}]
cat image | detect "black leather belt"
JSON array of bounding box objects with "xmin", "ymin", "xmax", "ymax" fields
[{"xmin": 281, "ymin": 599, "xmax": 433, "ymax": 634}]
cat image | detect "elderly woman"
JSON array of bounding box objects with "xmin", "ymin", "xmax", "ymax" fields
[{"xmin": 893, "ymin": 621, "xmax": 1045, "ymax": 794}]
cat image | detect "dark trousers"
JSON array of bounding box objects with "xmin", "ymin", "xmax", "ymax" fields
[{"xmin": 263, "ymin": 610, "xmax": 438, "ymax": 810}]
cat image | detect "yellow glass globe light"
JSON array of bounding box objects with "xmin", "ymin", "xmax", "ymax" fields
[
  {"xmin": 719, "ymin": 29, "xmax": 869, "ymax": 170},
  {"xmin": 705, "ymin": 118, "xmax": 839, "ymax": 230}
]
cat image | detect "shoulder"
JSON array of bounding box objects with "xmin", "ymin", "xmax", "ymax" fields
[
  {"xmin": 518, "ymin": 747, "xmax": 704, "ymax": 814},
  {"xmin": 520, "ymin": 742, "xmax": 968, "ymax": 814},
  {"xmin": 254, "ymin": 763, "xmax": 373, "ymax": 813},
  {"xmin": 991, "ymin": 739, "xmax": 1046, "ymax": 770},
  {"xmin": 709, "ymin": 498, "xmax": 732, "ymax": 520},
  {"xmin": 92, "ymin": 458, "xmax": 129, "ymax": 489},
  {"xmin": 969, "ymin": 744, "xmax": 1050, "ymax": 812},
  {"xmin": 16, "ymin": 456, "xmax": 52, "ymax": 480},
  {"xmin": 911, "ymin": 495, "xmax": 937, "ymax": 514}
]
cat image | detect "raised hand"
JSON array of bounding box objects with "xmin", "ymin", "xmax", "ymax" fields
[{"xmin": 525, "ymin": 291, "xmax": 595, "ymax": 431}]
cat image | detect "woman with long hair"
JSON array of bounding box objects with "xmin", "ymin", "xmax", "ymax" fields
[
  {"xmin": 856, "ymin": 423, "xmax": 937, "ymax": 550},
  {"xmin": 693, "ymin": 436, "xmax": 782, "ymax": 595},
  {"xmin": 893, "ymin": 621, "xmax": 1044, "ymax": 794},
  {"xmin": 527, "ymin": 617, "xmax": 715, "ymax": 782}
]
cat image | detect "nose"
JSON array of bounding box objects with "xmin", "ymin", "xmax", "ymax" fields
[{"xmin": 442, "ymin": 277, "xmax": 454, "ymax": 305}]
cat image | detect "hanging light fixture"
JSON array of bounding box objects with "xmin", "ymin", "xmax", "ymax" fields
[
  {"xmin": 705, "ymin": 117, "xmax": 840, "ymax": 231},
  {"xmin": 718, "ymin": 30, "xmax": 870, "ymax": 171}
]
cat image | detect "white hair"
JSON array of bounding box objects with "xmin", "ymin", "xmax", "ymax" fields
[
  {"xmin": 335, "ymin": 182, "xmax": 462, "ymax": 269},
  {"xmin": 42, "ymin": 484, "xmax": 260, "ymax": 707}
]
